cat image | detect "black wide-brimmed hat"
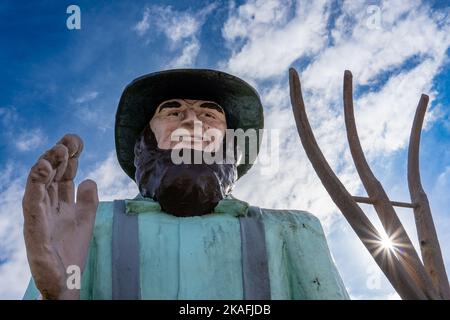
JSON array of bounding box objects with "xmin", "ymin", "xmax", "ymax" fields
[{"xmin": 115, "ymin": 69, "xmax": 264, "ymax": 181}]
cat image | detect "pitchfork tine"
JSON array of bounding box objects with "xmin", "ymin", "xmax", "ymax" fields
[
  {"xmin": 343, "ymin": 71, "xmax": 440, "ymax": 299},
  {"xmin": 408, "ymin": 94, "xmax": 450, "ymax": 299},
  {"xmin": 289, "ymin": 67, "xmax": 426, "ymax": 299}
]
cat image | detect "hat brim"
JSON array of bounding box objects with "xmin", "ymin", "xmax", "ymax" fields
[{"xmin": 115, "ymin": 69, "xmax": 264, "ymax": 180}]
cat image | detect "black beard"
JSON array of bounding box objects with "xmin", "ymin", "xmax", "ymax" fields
[{"xmin": 134, "ymin": 126, "xmax": 237, "ymax": 217}]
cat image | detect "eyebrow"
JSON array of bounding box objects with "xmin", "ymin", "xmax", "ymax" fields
[
  {"xmin": 157, "ymin": 101, "xmax": 182, "ymax": 113},
  {"xmin": 199, "ymin": 102, "xmax": 224, "ymax": 114}
]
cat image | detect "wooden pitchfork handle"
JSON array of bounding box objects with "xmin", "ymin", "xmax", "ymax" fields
[{"xmin": 288, "ymin": 68, "xmax": 450, "ymax": 300}]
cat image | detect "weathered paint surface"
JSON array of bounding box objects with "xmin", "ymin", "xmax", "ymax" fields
[{"xmin": 23, "ymin": 196, "xmax": 349, "ymax": 300}]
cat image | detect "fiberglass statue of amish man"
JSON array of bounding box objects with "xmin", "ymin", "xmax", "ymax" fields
[{"xmin": 22, "ymin": 69, "xmax": 349, "ymax": 300}]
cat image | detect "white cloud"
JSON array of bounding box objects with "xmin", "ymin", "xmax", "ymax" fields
[
  {"xmin": 168, "ymin": 40, "xmax": 200, "ymax": 68},
  {"xmin": 1, "ymin": 0, "xmax": 449, "ymax": 300},
  {"xmin": 72, "ymin": 91, "xmax": 113, "ymax": 133},
  {"xmin": 84, "ymin": 151, "xmax": 139, "ymax": 201},
  {"xmin": 15, "ymin": 128, "xmax": 47, "ymax": 152},
  {"xmin": 430, "ymin": 167, "xmax": 450, "ymax": 271},
  {"xmin": 221, "ymin": 0, "xmax": 330, "ymax": 80},
  {"xmin": 1, "ymin": 108, "xmax": 48, "ymax": 152},
  {"xmin": 226, "ymin": 0, "xmax": 450, "ymax": 299},
  {"xmin": 133, "ymin": 8, "xmax": 151, "ymax": 36},
  {"xmin": 353, "ymin": 60, "xmax": 439, "ymax": 157},
  {"xmin": 152, "ymin": 7, "xmax": 201, "ymax": 44},
  {"xmin": 433, "ymin": 166, "xmax": 450, "ymax": 206},
  {"xmin": 350, "ymin": 291, "xmax": 401, "ymax": 300},
  {"xmin": 223, "ymin": 0, "xmax": 294, "ymax": 40},
  {"xmin": 300, "ymin": 0, "xmax": 449, "ymax": 157},
  {"xmin": 75, "ymin": 91, "xmax": 99, "ymax": 104},
  {"xmin": 0, "ymin": 106, "xmax": 19, "ymax": 126},
  {"xmin": 0, "ymin": 165, "xmax": 30, "ymax": 299},
  {"xmin": 139, "ymin": 4, "xmax": 216, "ymax": 43},
  {"xmin": 75, "ymin": 107, "xmax": 112, "ymax": 133},
  {"xmin": 134, "ymin": 3, "xmax": 217, "ymax": 67},
  {"xmin": 230, "ymin": 0, "xmax": 450, "ymax": 223}
]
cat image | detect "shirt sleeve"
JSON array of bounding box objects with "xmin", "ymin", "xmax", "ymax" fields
[
  {"xmin": 261, "ymin": 209, "xmax": 350, "ymax": 300},
  {"xmin": 22, "ymin": 277, "xmax": 41, "ymax": 300}
]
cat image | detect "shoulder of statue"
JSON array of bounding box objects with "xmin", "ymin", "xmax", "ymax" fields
[
  {"xmin": 96, "ymin": 194, "xmax": 151, "ymax": 206},
  {"xmin": 255, "ymin": 207, "xmax": 325, "ymax": 235}
]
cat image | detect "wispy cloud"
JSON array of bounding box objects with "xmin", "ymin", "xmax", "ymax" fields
[
  {"xmin": 227, "ymin": 0, "xmax": 450, "ymax": 299},
  {"xmin": 0, "ymin": 106, "xmax": 19, "ymax": 126},
  {"xmin": 75, "ymin": 91, "xmax": 99, "ymax": 104},
  {"xmin": 134, "ymin": 3, "xmax": 217, "ymax": 67},
  {"xmin": 135, "ymin": 4, "xmax": 217, "ymax": 43},
  {"xmin": 1, "ymin": 107, "xmax": 48, "ymax": 152},
  {"xmin": 222, "ymin": 0, "xmax": 329, "ymax": 79},
  {"xmin": 0, "ymin": 164, "xmax": 30, "ymax": 299},
  {"xmin": 15, "ymin": 128, "xmax": 47, "ymax": 152},
  {"xmin": 84, "ymin": 151, "xmax": 139, "ymax": 200},
  {"xmin": 133, "ymin": 8, "xmax": 151, "ymax": 36},
  {"xmin": 71, "ymin": 91, "xmax": 112, "ymax": 132},
  {"xmin": 1, "ymin": 0, "xmax": 449, "ymax": 300},
  {"xmin": 168, "ymin": 41, "xmax": 200, "ymax": 68},
  {"xmin": 230, "ymin": 0, "xmax": 450, "ymax": 220}
]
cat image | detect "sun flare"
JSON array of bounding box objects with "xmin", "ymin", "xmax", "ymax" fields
[{"xmin": 379, "ymin": 232, "xmax": 395, "ymax": 251}]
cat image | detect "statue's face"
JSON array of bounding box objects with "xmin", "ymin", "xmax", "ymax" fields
[
  {"xmin": 149, "ymin": 99, "xmax": 227, "ymax": 151},
  {"xmin": 134, "ymin": 98, "xmax": 236, "ymax": 217}
]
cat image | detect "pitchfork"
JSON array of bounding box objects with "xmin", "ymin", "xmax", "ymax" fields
[{"xmin": 289, "ymin": 67, "xmax": 450, "ymax": 300}]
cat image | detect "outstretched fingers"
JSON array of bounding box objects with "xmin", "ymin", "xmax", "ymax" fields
[
  {"xmin": 23, "ymin": 143, "xmax": 69, "ymax": 216},
  {"xmin": 76, "ymin": 179, "xmax": 99, "ymax": 224},
  {"xmin": 23, "ymin": 149, "xmax": 65, "ymax": 247},
  {"xmin": 40, "ymin": 144, "xmax": 69, "ymax": 181},
  {"xmin": 58, "ymin": 134, "xmax": 84, "ymax": 203},
  {"xmin": 40, "ymin": 144, "xmax": 69, "ymax": 207},
  {"xmin": 23, "ymin": 158, "xmax": 53, "ymax": 221}
]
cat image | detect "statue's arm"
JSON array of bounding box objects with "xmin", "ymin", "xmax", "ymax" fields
[
  {"xmin": 22, "ymin": 134, "xmax": 98, "ymax": 300},
  {"xmin": 274, "ymin": 210, "xmax": 350, "ymax": 300},
  {"xmin": 304, "ymin": 216, "xmax": 349, "ymax": 299}
]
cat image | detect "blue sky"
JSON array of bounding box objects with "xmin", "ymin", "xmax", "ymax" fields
[{"xmin": 0, "ymin": 0, "xmax": 449, "ymax": 299}]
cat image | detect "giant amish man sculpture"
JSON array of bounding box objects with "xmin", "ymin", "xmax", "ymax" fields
[{"xmin": 22, "ymin": 69, "xmax": 348, "ymax": 300}]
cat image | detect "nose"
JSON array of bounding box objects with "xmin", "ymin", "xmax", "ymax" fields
[{"xmin": 179, "ymin": 108, "xmax": 201, "ymax": 130}]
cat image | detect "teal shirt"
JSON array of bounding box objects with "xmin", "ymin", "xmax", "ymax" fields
[{"xmin": 24, "ymin": 196, "xmax": 349, "ymax": 300}]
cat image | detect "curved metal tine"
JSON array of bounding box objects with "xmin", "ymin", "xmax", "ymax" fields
[
  {"xmin": 289, "ymin": 68, "xmax": 426, "ymax": 299},
  {"xmin": 343, "ymin": 71, "xmax": 440, "ymax": 299},
  {"xmin": 408, "ymin": 95, "xmax": 450, "ymax": 299}
]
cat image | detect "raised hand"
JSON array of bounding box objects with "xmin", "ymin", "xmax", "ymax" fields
[{"xmin": 22, "ymin": 134, "xmax": 98, "ymax": 300}]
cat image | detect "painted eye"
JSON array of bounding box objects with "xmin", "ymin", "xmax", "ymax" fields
[
  {"xmin": 168, "ymin": 111, "xmax": 180, "ymax": 117},
  {"xmin": 204, "ymin": 113, "xmax": 215, "ymax": 119}
]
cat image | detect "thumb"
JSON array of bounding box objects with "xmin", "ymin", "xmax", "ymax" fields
[{"xmin": 76, "ymin": 179, "xmax": 99, "ymax": 219}]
